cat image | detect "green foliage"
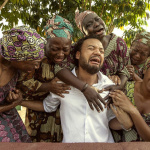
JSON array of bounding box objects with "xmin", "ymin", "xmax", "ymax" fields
[{"xmin": 0, "ymin": 0, "xmax": 150, "ymax": 45}]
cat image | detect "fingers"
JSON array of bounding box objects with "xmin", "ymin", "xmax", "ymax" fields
[
  {"xmin": 53, "ymin": 77, "xmax": 60, "ymax": 82},
  {"xmin": 126, "ymin": 65, "xmax": 134, "ymax": 75},
  {"xmin": 97, "ymin": 88, "xmax": 104, "ymax": 93},
  {"xmin": 88, "ymin": 101, "xmax": 94, "ymax": 111},
  {"xmin": 92, "ymin": 101, "xmax": 101, "ymax": 112},
  {"xmin": 97, "ymin": 94, "xmax": 106, "ymax": 106},
  {"xmin": 103, "ymin": 86, "xmax": 111, "ymax": 91},
  {"xmin": 57, "ymin": 93, "xmax": 65, "ymax": 98}
]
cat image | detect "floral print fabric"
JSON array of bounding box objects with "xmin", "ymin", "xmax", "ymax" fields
[
  {"xmin": 0, "ymin": 73, "xmax": 31, "ymax": 142},
  {"xmin": 0, "ymin": 26, "xmax": 45, "ymax": 61}
]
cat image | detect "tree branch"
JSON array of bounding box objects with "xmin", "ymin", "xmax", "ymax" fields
[
  {"xmin": 89, "ymin": 0, "xmax": 91, "ymax": 10},
  {"xmin": 59, "ymin": 0, "xmax": 62, "ymax": 13},
  {"xmin": 0, "ymin": 0, "xmax": 9, "ymax": 11}
]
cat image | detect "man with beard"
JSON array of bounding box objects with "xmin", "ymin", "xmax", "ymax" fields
[{"xmin": 11, "ymin": 35, "xmax": 133, "ymax": 143}]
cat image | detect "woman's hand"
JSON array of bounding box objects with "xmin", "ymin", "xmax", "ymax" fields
[
  {"xmin": 126, "ymin": 65, "xmax": 135, "ymax": 77},
  {"xmin": 49, "ymin": 77, "xmax": 71, "ymax": 98},
  {"xmin": 7, "ymin": 89, "xmax": 23, "ymax": 106},
  {"xmin": 109, "ymin": 90, "xmax": 135, "ymax": 113},
  {"xmin": 108, "ymin": 75, "xmax": 121, "ymax": 85},
  {"xmin": 110, "ymin": 104, "xmax": 133, "ymax": 130},
  {"xmin": 83, "ymin": 86, "xmax": 106, "ymax": 112}
]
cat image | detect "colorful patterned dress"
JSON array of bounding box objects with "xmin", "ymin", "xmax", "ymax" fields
[
  {"xmin": 132, "ymin": 57, "xmax": 150, "ymax": 79},
  {"xmin": 17, "ymin": 58, "xmax": 64, "ymax": 142},
  {"xmin": 0, "ymin": 73, "xmax": 31, "ymax": 142},
  {"xmin": 101, "ymin": 34, "xmax": 130, "ymax": 77},
  {"xmin": 112, "ymin": 81, "xmax": 150, "ymax": 142}
]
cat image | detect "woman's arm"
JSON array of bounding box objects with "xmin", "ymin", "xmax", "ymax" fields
[
  {"xmin": 56, "ymin": 68, "xmax": 106, "ymax": 112},
  {"xmin": 110, "ymin": 90, "xmax": 150, "ymax": 141},
  {"xmin": 109, "ymin": 105, "xmax": 133, "ymax": 130},
  {"xmin": 21, "ymin": 100, "xmax": 44, "ymax": 112},
  {"xmin": 104, "ymin": 74, "xmax": 128, "ymax": 92},
  {"xmin": 0, "ymin": 101, "xmax": 21, "ymax": 113}
]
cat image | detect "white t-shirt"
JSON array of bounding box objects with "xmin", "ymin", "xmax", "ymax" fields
[{"xmin": 43, "ymin": 68, "xmax": 115, "ymax": 143}]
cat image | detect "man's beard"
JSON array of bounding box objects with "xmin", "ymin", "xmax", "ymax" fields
[{"xmin": 79, "ymin": 56, "xmax": 102, "ymax": 75}]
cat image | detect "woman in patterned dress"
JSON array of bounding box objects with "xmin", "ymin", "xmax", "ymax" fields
[
  {"xmin": 16, "ymin": 15, "xmax": 74, "ymax": 142},
  {"xmin": 109, "ymin": 61, "xmax": 150, "ymax": 142},
  {"xmin": 126, "ymin": 31, "xmax": 150, "ymax": 81},
  {"xmin": 73, "ymin": 9, "xmax": 130, "ymax": 91},
  {"xmin": 0, "ymin": 26, "xmax": 45, "ymax": 142}
]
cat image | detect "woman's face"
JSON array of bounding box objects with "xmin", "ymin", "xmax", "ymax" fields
[
  {"xmin": 82, "ymin": 13, "xmax": 106, "ymax": 38},
  {"xmin": 45, "ymin": 37, "xmax": 71, "ymax": 64},
  {"xmin": 11, "ymin": 59, "xmax": 42, "ymax": 73},
  {"xmin": 130, "ymin": 41, "xmax": 150, "ymax": 65}
]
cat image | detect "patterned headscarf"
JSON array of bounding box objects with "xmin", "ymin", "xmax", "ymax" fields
[
  {"xmin": 75, "ymin": 8, "xmax": 96, "ymax": 33},
  {"xmin": 0, "ymin": 26, "xmax": 46, "ymax": 61},
  {"xmin": 44, "ymin": 15, "xmax": 73, "ymax": 40},
  {"xmin": 132, "ymin": 31, "xmax": 150, "ymax": 48}
]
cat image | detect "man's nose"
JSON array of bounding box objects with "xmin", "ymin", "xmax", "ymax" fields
[{"xmin": 93, "ymin": 49, "xmax": 101, "ymax": 56}]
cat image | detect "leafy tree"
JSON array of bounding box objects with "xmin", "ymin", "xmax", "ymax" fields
[{"xmin": 0, "ymin": 0, "xmax": 150, "ymax": 45}]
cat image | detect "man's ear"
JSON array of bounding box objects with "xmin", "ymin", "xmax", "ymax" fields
[{"xmin": 76, "ymin": 51, "xmax": 80, "ymax": 59}]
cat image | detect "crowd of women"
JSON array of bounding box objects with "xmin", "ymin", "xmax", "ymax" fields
[{"xmin": 0, "ymin": 8, "xmax": 150, "ymax": 142}]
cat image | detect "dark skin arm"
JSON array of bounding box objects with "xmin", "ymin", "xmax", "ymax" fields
[
  {"xmin": 104, "ymin": 74, "xmax": 128, "ymax": 92},
  {"xmin": 56, "ymin": 68, "xmax": 106, "ymax": 112},
  {"xmin": 21, "ymin": 100, "xmax": 44, "ymax": 112},
  {"xmin": 36, "ymin": 77, "xmax": 70, "ymax": 97}
]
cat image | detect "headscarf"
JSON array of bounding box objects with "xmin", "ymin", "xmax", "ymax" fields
[
  {"xmin": 75, "ymin": 8, "xmax": 96, "ymax": 33},
  {"xmin": 0, "ymin": 26, "xmax": 46, "ymax": 61},
  {"xmin": 132, "ymin": 31, "xmax": 150, "ymax": 48},
  {"xmin": 44, "ymin": 15, "xmax": 73, "ymax": 40}
]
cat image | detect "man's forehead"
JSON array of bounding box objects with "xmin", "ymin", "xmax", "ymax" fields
[{"xmin": 83, "ymin": 38, "xmax": 103, "ymax": 47}]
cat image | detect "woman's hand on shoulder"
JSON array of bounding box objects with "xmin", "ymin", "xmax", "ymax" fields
[
  {"xmin": 48, "ymin": 77, "xmax": 71, "ymax": 98},
  {"xmin": 83, "ymin": 86, "xmax": 106, "ymax": 112}
]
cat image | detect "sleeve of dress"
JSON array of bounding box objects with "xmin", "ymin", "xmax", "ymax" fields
[
  {"xmin": 43, "ymin": 93, "xmax": 60, "ymax": 113},
  {"xmin": 16, "ymin": 71, "xmax": 42, "ymax": 97},
  {"xmin": 54, "ymin": 45, "xmax": 75, "ymax": 75},
  {"xmin": 116, "ymin": 37, "xmax": 130, "ymax": 78}
]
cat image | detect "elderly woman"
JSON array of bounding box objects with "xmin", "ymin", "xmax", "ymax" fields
[
  {"xmin": 16, "ymin": 15, "xmax": 74, "ymax": 142},
  {"xmin": 73, "ymin": 9, "xmax": 130, "ymax": 92},
  {"xmin": 0, "ymin": 26, "xmax": 45, "ymax": 142},
  {"xmin": 110, "ymin": 61, "xmax": 150, "ymax": 142},
  {"xmin": 126, "ymin": 31, "xmax": 150, "ymax": 81}
]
